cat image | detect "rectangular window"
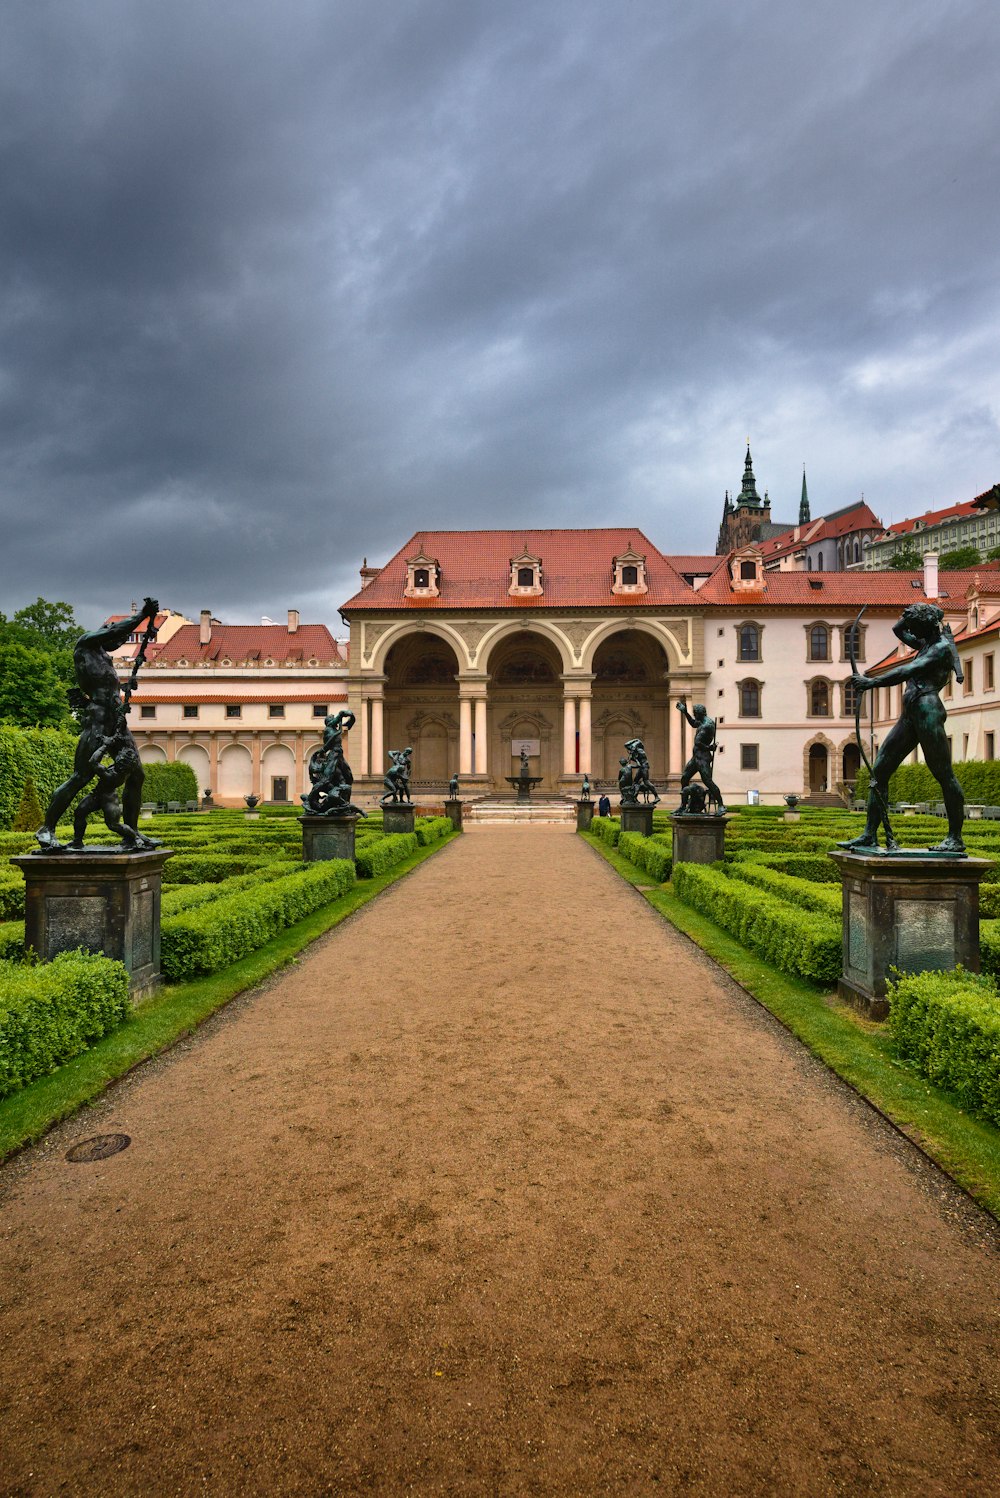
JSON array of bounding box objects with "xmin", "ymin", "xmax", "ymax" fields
[
  {"xmin": 140, "ymin": 704, "xmax": 156, "ymax": 719},
  {"xmin": 986, "ymin": 732, "xmax": 995, "ymax": 760},
  {"xmin": 225, "ymin": 704, "xmax": 242, "ymax": 719},
  {"xmin": 183, "ymin": 705, "xmax": 198, "ymax": 719},
  {"xmin": 268, "ymin": 704, "xmax": 285, "ymax": 718},
  {"xmin": 963, "ymin": 659, "xmax": 973, "ymax": 695},
  {"xmin": 740, "ymin": 744, "xmax": 759, "ymax": 771},
  {"xmin": 312, "ymin": 703, "xmax": 328, "ymax": 717},
  {"xmin": 962, "ymin": 733, "xmax": 969, "ymax": 760},
  {"xmin": 986, "ymin": 654, "xmax": 995, "ymax": 691}
]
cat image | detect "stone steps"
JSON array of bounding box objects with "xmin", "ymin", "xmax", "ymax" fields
[{"xmin": 465, "ymin": 799, "xmax": 576, "ymax": 824}]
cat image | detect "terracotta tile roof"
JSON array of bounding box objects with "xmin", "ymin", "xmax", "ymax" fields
[
  {"xmin": 880, "ymin": 499, "xmax": 979, "ymax": 536},
  {"xmin": 760, "ymin": 502, "xmax": 883, "ymax": 560},
  {"xmin": 341, "ymin": 529, "xmax": 695, "ymax": 611},
  {"xmin": 670, "ymin": 555, "xmax": 724, "ymax": 574},
  {"xmin": 152, "ymin": 623, "xmax": 346, "ymax": 666},
  {"xmin": 695, "ymin": 566, "xmax": 1000, "ymax": 609}
]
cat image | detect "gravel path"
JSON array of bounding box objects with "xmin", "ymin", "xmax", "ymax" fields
[{"xmin": 1, "ymin": 825, "xmax": 998, "ymax": 1497}]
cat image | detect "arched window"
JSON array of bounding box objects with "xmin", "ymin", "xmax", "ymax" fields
[
  {"xmin": 621, "ymin": 564, "xmax": 638, "ymax": 586},
  {"xmin": 738, "ymin": 680, "xmax": 761, "ymax": 717},
  {"xmin": 810, "ymin": 680, "xmax": 830, "ymax": 716},
  {"xmin": 739, "ymin": 560, "xmax": 757, "ymax": 581},
  {"xmin": 809, "ymin": 624, "xmax": 829, "ymax": 661},
  {"xmin": 807, "ymin": 556, "xmax": 813, "ymax": 572},
  {"xmin": 738, "ymin": 623, "xmax": 761, "ymax": 661},
  {"xmin": 853, "ymin": 540, "xmax": 860, "ymax": 564},
  {"xmin": 517, "ymin": 566, "xmax": 534, "ymax": 588},
  {"xmin": 413, "ymin": 568, "xmax": 430, "ymax": 589},
  {"xmin": 816, "ymin": 553, "xmax": 824, "ymax": 572}
]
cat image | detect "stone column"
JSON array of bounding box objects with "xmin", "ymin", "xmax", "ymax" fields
[
  {"xmin": 370, "ymin": 694, "xmax": 384, "ymax": 779},
  {"xmin": 578, "ymin": 692, "xmax": 592, "ymax": 776},
  {"xmin": 358, "ymin": 696, "xmax": 369, "ymax": 777},
  {"xmin": 294, "ymin": 733, "xmax": 305, "ymax": 800},
  {"xmin": 668, "ymin": 693, "xmax": 685, "ymax": 777},
  {"xmin": 251, "ymin": 737, "xmax": 262, "ymax": 799},
  {"xmin": 209, "ymin": 733, "xmax": 219, "ymax": 792},
  {"xmin": 474, "ymin": 698, "xmax": 487, "ymax": 775},
  {"xmin": 563, "ymin": 692, "xmax": 577, "ymax": 775},
  {"xmin": 459, "ymin": 698, "xmax": 473, "ymax": 775}
]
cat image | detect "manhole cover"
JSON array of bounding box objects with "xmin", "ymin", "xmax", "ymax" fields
[{"xmin": 65, "ymin": 1133, "xmax": 131, "ymax": 1163}]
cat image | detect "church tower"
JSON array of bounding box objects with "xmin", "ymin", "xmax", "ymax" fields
[
  {"xmin": 799, "ymin": 467, "xmax": 810, "ymax": 525},
  {"xmin": 716, "ymin": 446, "xmax": 774, "ymax": 553}
]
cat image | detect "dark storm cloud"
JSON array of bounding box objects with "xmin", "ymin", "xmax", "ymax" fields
[{"xmin": 1, "ymin": 0, "xmax": 998, "ymax": 626}]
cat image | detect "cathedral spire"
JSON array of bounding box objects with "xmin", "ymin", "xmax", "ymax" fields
[
  {"xmin": 738, "ymin": 445, "xmax": 762, "ymax": 509},
  {"xmin": 799, "ymin": 466, "xmax": 810, "ymax": 525}
]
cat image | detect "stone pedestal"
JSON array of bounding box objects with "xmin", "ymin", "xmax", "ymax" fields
[
  {"xmin": 301, "ymin": 815, "xmax": 359, "ymax": 863},
  {"xmin": 783, "ymin": 811, "xmax": 800, "ymax": 823},
  {"xmin": 828, "ymin": 850, "xmax": 992, "ymax": 1020},
  {"xmin": 383, "ymin": 803, "xmax": 416, "ymax": 836},
  {"xmin": 11, "ymin": 848, "xmax": 172, "ymax": 997},
  {"xmin": 444, "ymin": 798, "xmax": 464, "ymax": 831},
  {"xmin": 576, "ymin": 799, "xmax": 595, "ymax": 831},
  {"xmin": 670, "ymin": 813, "xmax": 731, "ymax": 866},
  {"xmin": 620, "ymin": 803, "xmax": 654, "ymax": 837}
]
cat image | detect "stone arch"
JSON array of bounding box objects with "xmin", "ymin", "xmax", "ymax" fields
[
  {"xmin": 262, "ymin": 742, "xmax": 295, "ymax": 802},
  {"xmin": 840, "ymin": 736, "xmax": 862, "ymax": 788},
  {"xmin": 368, "ymin": 621, "xmax": 473, "ymax": 675},
  {"xmin": 382, "ymin": 635, "xmax": 461, "ymax": 781},
  {"xmin": 219, "ymin": 742, "xmax": 252, "ymax": 800},
  {"xmin": 580, "ymin": 618, "xmax": 688, "ymax": 674},
  {"xmin": 478, "ymin": 620, "xmax": 575, "ymax": 675},
  {"xmin": 404, "ymin": 709, "xmax": 458, "ymax": 784},
  {"xmin": 592, "ymin": 706, "xmax": 647, "ymax": 782},
  {"xmin": 178, "ymin": 742, "xmax": 210, "ymax": 793},
  {"xmin": 139, "ymin": 742, "xmax": 167, "ymax": 764},
  {"xmin": 802, "ymin": 732, "xmax": 836, "ymax": 795}
]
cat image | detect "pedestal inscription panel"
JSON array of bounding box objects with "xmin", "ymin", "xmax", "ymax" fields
[
  {"xmin": 894, "ymin": 899, "xmax": 955, "ymax": 974},
  {"xmin": 46, "ymin": 896, "xmax": 104, "ymax": 959}
]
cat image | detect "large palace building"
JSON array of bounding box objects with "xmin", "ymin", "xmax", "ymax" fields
[{"xmin": 337, "ymin": 529, "xmax": 1000, "ymax": 804}]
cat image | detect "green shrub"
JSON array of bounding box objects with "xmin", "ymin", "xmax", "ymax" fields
[
  {"xmin": 141, "ymin": 761, "xmax": 199, "ymax": 805},
  {"xmin": 856, "ymin": 759, "xmax": 1000, "ymax": 807},
  {"xmin": 980, "ymin": 884, "xmax": 1000, "ymax": 920},
  {"xmin": 161, "ymin": 859, "xmax": 356, "ymax": 980},
  {"xmin": 11, "ymin": 776, "xmax": 45, "ymax": 831},
  {"xmin": 414, "ymin": 816, "xmax": 452, "ymax": 846},
  {"xmin": 355, "ymin": 832, "xmax": 418, "ymax": 879},
  {"xmin": 590, "ymin": 815, "xmax": 621, "ymax": 847},
  {"xmin": 0, "ymin": 871, "xmax": 25, "ymax": 920},
  {"xmin": 673, "ymin": 863, "xmax": 841, "ymax": 984},
  {"xmin": 0, "ymin": 726, "xmax": 76, "ymax": 830},
  {"xmin": 163, "ymin": 852, "xmax": 295, "ymax": 885},
  {"xmin": 888, "ymin": 968, "xmax": 1000, "ymax": 1124},
  {"xmin": 727, "ymin": 851, "xmax": 841, "ymax": 883},
  {"xmin": 0, "ymin": 951, "xmax": 131, "ymax": 1097},
  {"xmin": 0, "ymin": 922, "xmax": 25, "ymax": 960},
  {"xmin": 727, "ymin": 862, "xmax": 842, "ymax": 916}
]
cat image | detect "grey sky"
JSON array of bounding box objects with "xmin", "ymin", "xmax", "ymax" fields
[{"xmin": 1, "ymin": 0, "xmax": 998, "ymax": 628}]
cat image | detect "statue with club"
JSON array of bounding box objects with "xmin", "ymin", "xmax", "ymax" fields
[
  {"xmin": 36, "ymin": 597, "xmax": 162, "ymax": 851},
  {"xmin": 381, "ymin": 746, "xmax": 413, "ymax": 805},
  {"xmin": 302, "ymin": 709, "xmax": 367, "ymax": 817},
  {"xmin": 675, "ymin": 701, "xmax": 726, "ymax": 815}
]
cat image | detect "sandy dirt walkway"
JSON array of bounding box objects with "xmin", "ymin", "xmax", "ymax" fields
[{"xmin": 1, "ymin": 825, "xmax": 998, "ymax": 1497}]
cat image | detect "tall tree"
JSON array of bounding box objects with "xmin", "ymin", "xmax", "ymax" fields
[{"xmin": 0, "ymin": 643, "xmax": 72, "ymax": 727}]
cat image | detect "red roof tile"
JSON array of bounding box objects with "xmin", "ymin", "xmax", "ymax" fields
[
  {"xmin": 694, "ymin": 566, "xmax": 1000, "ymax": 609},
  {"xmin": 152, "ymin": 623, "xmax": 345, "ymax": 666},
  {"xmin": 761, "ymin": 502, "xmax": 882, "ymax": 560},
  {"xmin": 881, "ymin": 499, "xmax": 980, "ymax": 536},
  {"xmin": 341, "ymin": 529, "xmax": 695, "ymax": 611}
]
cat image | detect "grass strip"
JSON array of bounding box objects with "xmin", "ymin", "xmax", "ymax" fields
[
  {"xmin": 0, "ymin": 832, "xmax": 458, "ymax": 1162},
  {"xmin": 581, "ymin": 830, "xmax": 1000, "ymax": 1219}
]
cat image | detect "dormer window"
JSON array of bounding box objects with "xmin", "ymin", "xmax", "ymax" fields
[
  {"xmin": 612, "ymin": 546, "xmax": 648, "ymax": 595},
  {"xmin": 509, "ymin": 550, "xmax": 543, "ymax": 596},
  {"xmin": 404, "ymin": 551, "xmax": 440, "ymax": 598},
  {"xmin": 730, "ymin": 547, "xmax": 764, "ymax": 590}
]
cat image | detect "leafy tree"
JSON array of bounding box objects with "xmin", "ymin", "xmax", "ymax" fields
[
  {"xmin": 938, "ymin": 546, "xmax": 982, "ymax": 570},
  {"xmin": 7, "ymin": 597, "xmax": 80, "ymax": 651},
  {"xmin": 0, "ymin": 643, "xmax": 72, "ymax": 727},
  {"xmin": 888, "ymin": 546, "xmax": 924, "ymax": 570},
  {"xmin": 988, "ymin": 545, "xmax": 1000, "ymax": 561},
  {"xmin": 11, "ymin": 775, "xmax": 45, "ymax": 830}
]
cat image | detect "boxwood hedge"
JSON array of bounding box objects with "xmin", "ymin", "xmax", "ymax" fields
[
  {"xmin": 0, "ymin": 951, "xmax": 131, "ymax": 1097},
  {"xmin": 672, "ymin": 862, "xmax": 841, "ymax": 985},
  {"xmin": 888, "ymin": 967, "xmax": 1000, "ymax": 1124},
  {"xmin": 726, "ymin": 862, "xmax": 842, "ymax": 917},
  {"xmin": 355, "ymin": 832, "xmax": 419, "ymax": 879}
]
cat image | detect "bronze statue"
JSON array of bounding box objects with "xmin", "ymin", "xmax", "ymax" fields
[
  {"xmin": 302, "ymin": 709, "xmax": 367, "ymax": 817},
  {"xmin": 381, "ymin": 746, "xmax": 413, "ymax": 805},
  {"xmin": 675, "ymin": 702, "xmax": 726, "ymax": 815},
  {"xmin": 36, "ymin": 598, "xmax": 161, "ymax": 851},
  {"xmin": 448, "ymin": 773, "xmax": 459, "ymax": 799},
  {"xmin": 680, "ymin": 782, "xmax": 708, "ymax": 815},
  {"xmin": 623, "ymin": 737, "xmax": 660, "ymax": 804},
  {"xmin": 840, "ymin": 602, "xmax": 965, "ymax": 855},
  {"xmin": 581, "ymin": 772, "xmax": 591, "ymax": 801},
  {"xmin": 519, "ymin": 745, "xmax": 530, "ymax": 777},
  {"xmin": 618, "ymin": 756, "xmax": 638, "ymax": 805}
]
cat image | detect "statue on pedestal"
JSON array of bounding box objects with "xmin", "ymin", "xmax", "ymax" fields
[
  {"xmin": 448, "ymin": 773, "xmax": 459, "ymax": 800},
  {"xmin": 581, "ymin": 773, "xmax": 591, "ymax": 801},
  {"xmin": 618, "ymin": 756, "xmax": 638, "ymax": 805},
  {"xmin": 623, "ymin": 737, "xmax": 660, "ymax": 804},
  {"xmin": 839, "ymin": 603, "xmax": 965, "ymax": 855},
  {"xmin": 381, "ymin": 746, "xmax": 414, "ymax": 805},
  {"xmin": 36, "ymin": 598, "xmax": 162, "ymax": 852},
  {"xmin": 675, "ymin": 702, "xmax": 726, "ymax": 815},
  {"xmin": 302, "ymin": 709, "xmax": 367, "ymax": 817},
  {"xmin": 519, "ymin": 745, "xmax": 530, "ymax": 778}
]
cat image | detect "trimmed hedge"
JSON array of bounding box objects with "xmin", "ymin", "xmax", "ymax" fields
[
  {"xmin": 856, "ymin": 758, "xmax": 1000, "ymax": 807},
  {"xmin": 0, "ymin": 951, "xmax": 131, "ymax": 1097},
  {"xmin": 160, "ymin": 863, "xmax": 311, "ymax": 918},
  {"xmin": 355, "ymin": 832, "xmax": 418, "ymax": 879},
  {"xmin": 161, "ymin": 858, "xmax": 356, "ymax": 980},
  {"xmin": 163, "ymin": 852, "xmax": 295, "ymax": 885},
  {"xmin": 140, "ymin": 761, "xmax": 199, "ymax": 804},
  {"xmin": 727, "ymin": 862, "xmax": 842, "ymax": 917},
  {"xmin": 414, "ymin": 816, "xmax": 452, "ymax": 846},
  {"xmin": 888, "ymin": 968, "xmax": 1000, "ymax": 1124},
  {"xmin": 590, "ymin": 815, "xmax": 621, "ymax": 847},
  {"xmin": 0, "ymin": 726, "xmax": 76, "ymax": 830},
  {"xmin": 617, "ymin": 830, "xmax": 672, "ymax": 883},
  {"xmin": 0, "ymin": 871, "xmax": 24, "ymax": 920},
  {"xmin": 0, "ymin": 922, "xmax": 25, "ymax": 960},
  {"xmin": 672, "ymin": 863, "xmax": 841, "ymax": 984},
  {"xmin": 727, "ymin": 851, "xmax": 842, "ymax": 883}
]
